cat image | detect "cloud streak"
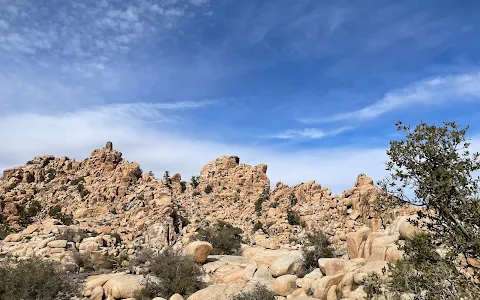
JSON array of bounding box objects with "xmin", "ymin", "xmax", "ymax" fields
[
  {"xmin": 300, "ymin": 72, "xmax": 480, "ymax": 124},
  {"xmin": 270, "ymin": 127, "xmax": 353, "ymax": 140},
  {"xmin": 0, "ymin": 104, "xmax": 391, "ymax": 193}
]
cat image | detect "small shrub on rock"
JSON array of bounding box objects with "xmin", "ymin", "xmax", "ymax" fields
[
  {"xmin": 0, "ymin": 257, "xmax": 78, "ymax": 300},
  {"xmin": 204, "ymin": 184, "xmax": 213, "ymax": 194},
  {"xmin": 48, "ymin": 205, "xmax": 73, "ymax": 225},
  {"xmin": 287, "ymin": 208, "xmax": 303, "ymax": 226},
  {"xmin": 231, "ymin": 285, "xmax": 276, "ymax": 300},
  {"xmin": 134, "ymin": 248, "xmax": 205, "ymax": 299},
  {"xmin": 302, "ymin": 229, "xmax": 335, "ymax": 272},
  {"xmin": 193, "ymin": 220, "xmax": 243, "ymax": 255}
]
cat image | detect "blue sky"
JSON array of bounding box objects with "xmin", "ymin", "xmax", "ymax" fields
[{"xmin": 1, "ymin": 0, "xmax": 480, "ymax": 193}]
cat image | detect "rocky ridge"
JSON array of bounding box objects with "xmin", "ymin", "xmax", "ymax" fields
[{"xmin": 0, "ymin": 142, "xmax": 424, "ymax": 300}]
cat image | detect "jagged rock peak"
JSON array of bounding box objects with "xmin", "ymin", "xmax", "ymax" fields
[{"xmin": 105, "ymin": 141, "xmax": 113, "ymax": 151}]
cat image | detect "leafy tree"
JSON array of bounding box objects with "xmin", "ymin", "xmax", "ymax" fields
[
  {"xmin": 372, "ymin": 121, "xmax": 480, "ymax": 299},
  {"xmin": 378, "ymin": 121, "xmax": 480, "ymax": 268},
  {"xmin": 163, "ymin": 171, "xmax": 172, "ymax": 188},
  {"xmin": 190, "ymin": 175, "xmax": 200, "ymax": 189}
]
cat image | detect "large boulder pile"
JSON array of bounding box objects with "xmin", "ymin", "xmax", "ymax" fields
[{"xmin": 0, "ymin": 142, "xmax": 178, "ymax": 250}]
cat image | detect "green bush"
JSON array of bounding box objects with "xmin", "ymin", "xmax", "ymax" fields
[
  {"xmin": 193, "ymin": 220, "xmax": 243, "ymax": 255},
  {"xmin": 134, "ymin": 248, "xmax": 205, "ymax": 299},
  {"xmin": 69, "ymin": 177, "xmax": 84, "ymax": 186},
  {"xmin": 15, "ymin": 200, "xmax": 42, "ymax": 227},
  {"xmin": 231, "ymin": 285, "xmax": 276, "ymax": 300},
  {"xmin": 190, "ymin": 176, "xmax": 200, "ymax": 189},
  {"xmin": 48, "ymin": 205, "xmax": 73, "ymax": 225},
  {"xmin": 254, "ymin": 187, "xmax": 270, "ymax": 216},
  {"xmin": 287, "ymin": 208, "xmax": 303, "ymax": 226},
  {"xmin": 252, "ymin": 222, "xmax": 265, "ymax": 233},
  {"xmin": 302, "ymin": 230, "xmax": 335, "ymax": 272},
  {"xmin": 180, "ymin": 181, "xmax": 187, "ymax": 193},
  {"xmin": 204, "ymin": 184, "xmax": 213, "ymax": 194},
  {"xmin": 0, "ymin": 257, "xmax": 78, "ymax": 300},
  {"xmin": 289, "ymin": 192, "xmax": 298, "ymax": 206}
]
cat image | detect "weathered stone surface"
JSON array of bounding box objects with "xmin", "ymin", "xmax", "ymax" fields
[
  {"xmin": 47, "ymin": 240, "xmax": 68, "ymax": 248},
  {"xmin": 184, "ymin": 241, "xmax": 213, "ymax": 264},
  {"xmin": 103, "ymin": 275, "xmax": 144, "ymax": 299},
  {"xmin": 312, "ymin": 273, "xmax": 344, "ymax": 299},
  {"xmin": 346, "ymin": 228, "xmax": 372, "ymax": 259},
  {"xmin": 4, "ymin": 233, "xmax": 22, "ymax": 242},
  {"xmin": 272, "ymin": 274, "xmax": 298, "ymax": 296}
]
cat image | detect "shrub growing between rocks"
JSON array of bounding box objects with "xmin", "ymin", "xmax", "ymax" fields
[
  {"xmin": 0, "ymin": 257, "xmax": 78, "ymax": 300},
  {"xmin": 302, "ymin": 229, "xmax": 335, "ymax": 272},
  {"xmin": 231, "ymin": 285, "xmax": 276, "ymax": 300},
  {"xmin": 134, "ymin": 248, "xmax": 205, "ymax": 299},
  {"xmin": 193, "ymin": 220, "xmax": 243, "ymax": 255}
]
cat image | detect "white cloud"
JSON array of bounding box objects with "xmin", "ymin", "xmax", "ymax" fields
[
  {"xmin": 0, "ymin": 0, "xmax": 207, "ymax": 77},
  {"xmin": 301, "ymin": 72, "xmax": 480, "ymax": 124},
  {"xmin": 2, "ymin": 105, "xmax": 478, "ymax": 194},
  {"xmin": 0, "ymin": 104, "xmax": 386, "ymax": 194},
  {"xmin": 271, "ymin": 127, "xmax": 353, "ymax": 140}
]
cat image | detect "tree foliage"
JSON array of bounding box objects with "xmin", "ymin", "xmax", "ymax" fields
[
  {"xmin": 379, "ymin": 121, "xmax": 480, "ymax": 264},
  {"xmin": 192, "ymin": 220, "xmax": 243, "ymax": 255},
  {"xmin": 373, "ymin": 121, "xmax": 480, "ymax": 298}
]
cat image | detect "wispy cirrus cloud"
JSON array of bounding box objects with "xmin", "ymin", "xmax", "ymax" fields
[
  {"xmin": 0, "ymin": 0, "xmax": 210, "ymax": 77},
  {"xmin": 300, "ymin": 72, "xmax": 480, "ymax": 124},
  {"xmin": 270, "ymin": 127, "xmax": 353, "ymax": 140}
]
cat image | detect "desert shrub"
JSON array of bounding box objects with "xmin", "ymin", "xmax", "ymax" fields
[
  {"xmin": 26, "ymin": 200, "xmax": 41, "ymax": 218},
  {"xmin": 269, "ymin": 198, "xmax": 279, "ymax": 208},
  {"xmin": 192, "ymin": 191, "xmax": 201, "ymax": 197},
  {"xmin": 110, "ymin": 232, "xmax": 122, "ymax": 245},
  {"xmin": 204, "ymin": 184, "xmax": 213, "ymax": 194},
  {"xmin": 134, "ymin": 248, "xmax": 205, "ymax": 299},
  {"xmin": 16, "ymin": 200, "xmax": 42, "ymax": 227},
  {"xmin": 99, "ymin": 253, "xmax": 121, "ymax": 270},
  {"xmin": 254, "ymin": 187, "xmax": 270, "ymax": 217},
  {"xmin": 193, "ymin": 220, "xmax": 243, "ymax": 255},
  {"xmin": 0, "ymin": 257, "xmax": 78, "ymax": 300},
  {"xmin": 287, "ymin": 208, "xmax": 303, "ymax": 226},
  {"xmin": 289, "ymin": 192, "xmax": 298, "ymax": 206},
  {"xmin": 190, "ymin": 175, "xmax": 200, "ymax": 188},
  {"xmin": 130, "ymin": 248, "xmax": 155, "ymax": 267},
  {"xmin": 46, "ymin": 168, "xmax": 56, "ymax": 182},
  {"xmin": 252, "ymin": 222, "xmax": 265, "ymax": 233},
  {"xmin": 231, "ymin": 285, "xmax": 276, "ymax": 300},
  {"xmin": 72, "ymin": 251, "xmax": 96, "ymax": 271},
  {"xmin": 69, "ymin": 177, "xmax": 84, "ymax": 186},
  {"xmin": 48, "ymin": 205, "xmax": 73, "ymax": 225},
  {"xmin": 302, "ymin": 230, "xmax": 335, "ymax": 272},
  {"xmin": 180, "ymin": 181, "xmax": 187, "ymax": 193},
  {"xmin": 0, "ymin": 222, "xmax": 14, "ymax": 240},
  {"xmin": 58, "ymin": 228, "xmax": 90, "ymax": 242}
]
